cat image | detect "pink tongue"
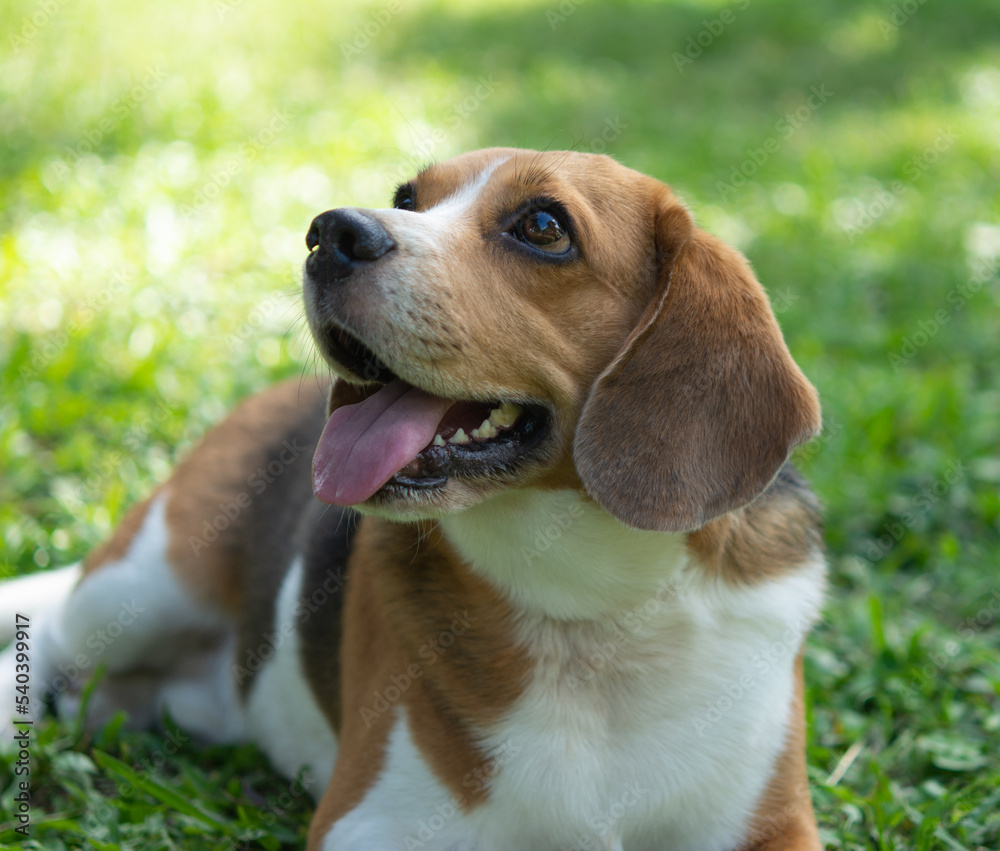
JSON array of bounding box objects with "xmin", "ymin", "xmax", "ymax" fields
[{"xmin": 313, "ymin": 378, "xmax": 453, "ymax": 506}]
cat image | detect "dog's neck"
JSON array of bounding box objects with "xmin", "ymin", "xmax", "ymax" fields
[{"xmin": 439, "ymin": 488, "xmax": 690, "ymax": 621}]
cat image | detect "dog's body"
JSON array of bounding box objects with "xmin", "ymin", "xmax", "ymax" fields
[{"xmin": 2, "ymin": 149, "xmax": 825, "ymax": 850}]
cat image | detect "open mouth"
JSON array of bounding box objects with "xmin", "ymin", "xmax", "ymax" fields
[
  {"xmin": 321, "ymin": 325, "xmax": 396, "ymax": 385},
  {"xmin": 313, "ymin": 325, "xmax": 550, "ymax": 505}
]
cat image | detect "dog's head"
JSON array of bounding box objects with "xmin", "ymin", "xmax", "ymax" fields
[{"xmin": 303, "ymin": 148, "xmax": 820, "ymax": 530}]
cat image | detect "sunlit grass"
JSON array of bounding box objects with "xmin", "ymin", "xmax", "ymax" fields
[{"xmin": 1, "ymin": 0, "xmax": 999, "ymax": 847}]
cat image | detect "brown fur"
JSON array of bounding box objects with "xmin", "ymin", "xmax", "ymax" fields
[
  {"xmin": 163, "ymin": 378, "xmax": 327, "ymax": 612},
  {"xmin": 304, "ymin": 150, "xmax": 824, "ymax": 847},
  {"xmin": 316, "ymin": 150, "xmax": 819, "ymax": 532},
  {"xmin": 376, "ymin": 521, "xmax": 532, "ymax": 799},
  {"xmin": 308, "ymin": 527, "xmax": 394, "ymax": 844},
  {"xmin": 318, "ymin": 519, "xmax": 531, "ymax": 810},
  {"xmin": 309, "ymin": 519, "xmax": 531, "ymax": 845},
  {"xmin": 574, "ymin": 194, "xmax": 821, "ymax": 533},
  {"xmin": 77, "ymin": 149, "xmax": 824, "ymax": 849},
  {"xmin": 688, "ymin": 465, "xmax": 824, "ymax": 584}
]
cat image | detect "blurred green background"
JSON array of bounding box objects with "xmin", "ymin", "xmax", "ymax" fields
[{"xmin": 1, "ymin": 0, "xmax": 998, "ymax": 848}]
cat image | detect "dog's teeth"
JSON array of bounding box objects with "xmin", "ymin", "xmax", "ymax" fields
[
  {"xmin": 433, "ymin": 434, "xmax": 446, "ymax": 447},
  {"xmin": 471, "ymin": 419, "xmax": 498, "ymax": 440},
  {"xmin": 488, "ymin": 402, "xmax": 522, "ymax": 428},
  {"xmin": 449, "ymin": 428, "xmax": 469, "ymax": 445}
]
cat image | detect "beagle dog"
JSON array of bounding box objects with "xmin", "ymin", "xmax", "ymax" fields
[{"xmin": 1, "ymin": 148, "xmax": 825, "ymax": 850}]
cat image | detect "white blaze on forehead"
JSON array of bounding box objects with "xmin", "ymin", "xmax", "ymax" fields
[
  {"xmin": 358, "ymin": 155, "xmax": 511, "ymax": 275},
  {"xmin": 378, "ymin": 156, "xmax": 511, "ymax": 240},
  {"xmin": 421, "ymin": 156, "xmax": 510, "ymax": 220}
]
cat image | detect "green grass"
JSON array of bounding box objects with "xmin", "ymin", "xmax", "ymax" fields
[{"xmin": 1, "ymin": 0, "xmax": 999, "ymax": 847}]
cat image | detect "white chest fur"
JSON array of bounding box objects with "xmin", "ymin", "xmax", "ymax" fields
[
  {"xmin": 328, "ymin": 490, "xmax": 825, "ymax": 850},
  {"xmin": 472, "ymin": 564, "xmax": 824, "ymax": 850}
]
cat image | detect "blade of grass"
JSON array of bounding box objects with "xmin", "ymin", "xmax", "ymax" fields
[{"xmin": 91, "ymin": 750, "xmax": 238, "ymax": 837}]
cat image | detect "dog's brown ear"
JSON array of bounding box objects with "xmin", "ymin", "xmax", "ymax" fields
[{"xmin": 573, "ymin": 195, "xmax": 821, "ymax": 532}]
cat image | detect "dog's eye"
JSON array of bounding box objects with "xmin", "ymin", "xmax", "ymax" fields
[
  {"xmin": 515, "ymin": 210, "xmax": 571, "ymax": 254},
  {"xmin": 393, "ymin": 186, "xmax": 416, "ymax": 211}
]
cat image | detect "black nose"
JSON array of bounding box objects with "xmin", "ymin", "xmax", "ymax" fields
[{"xmin": 305, "ymin": 209, "xmax": 395, "ymax": 281}]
